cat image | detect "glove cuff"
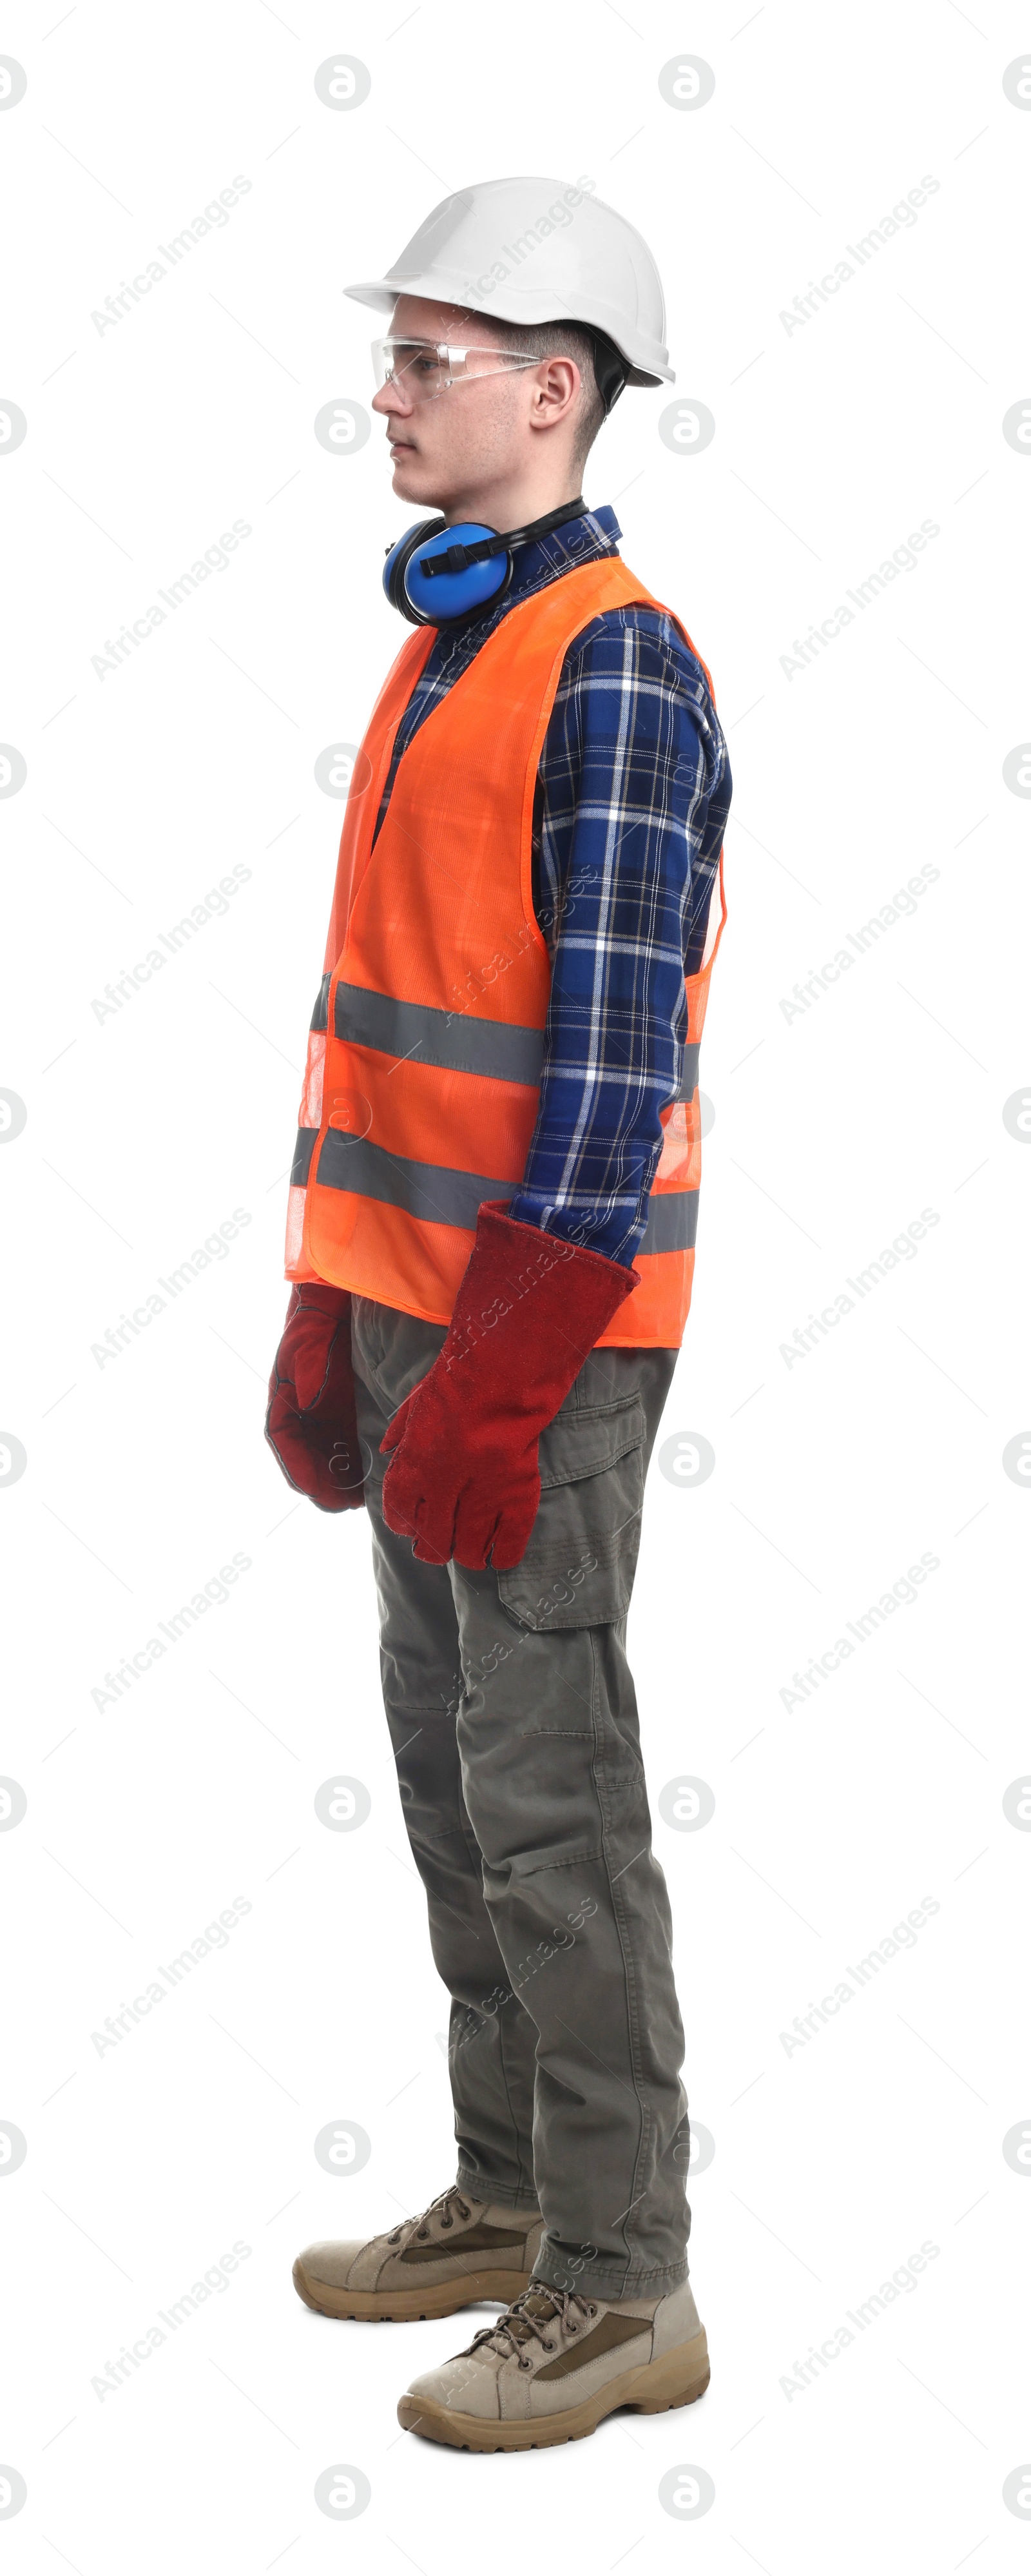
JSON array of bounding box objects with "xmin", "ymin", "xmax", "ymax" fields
[{"xmin": 439, "ymin": 1200, "xmax": 639, "ymax": 1398}]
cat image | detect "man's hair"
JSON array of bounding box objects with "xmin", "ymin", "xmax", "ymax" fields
[{"xmin": 461, "ymin": 314, "xmax": 617, "ymax": 473}]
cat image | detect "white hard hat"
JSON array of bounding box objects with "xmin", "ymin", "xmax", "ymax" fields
[{"xmin": 343, "ymin": 174, "xmax": 674, "ymax": 389}]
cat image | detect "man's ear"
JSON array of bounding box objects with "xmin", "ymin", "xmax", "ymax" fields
[{"xmin": 530, "ymin": 355, "xmax": 581, "ymax": 426}]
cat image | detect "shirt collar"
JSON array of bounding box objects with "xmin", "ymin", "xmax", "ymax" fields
[{"xmin": 504, "ymin": 502, "xmax": 622, "ymax": 605}]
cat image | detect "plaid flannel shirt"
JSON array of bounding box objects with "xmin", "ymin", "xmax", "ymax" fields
[{"xmin": 372, "ymin": 502, "xmax": 731, "ymax": 1267}]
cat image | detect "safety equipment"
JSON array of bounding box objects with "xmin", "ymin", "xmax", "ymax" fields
[
  {"xmin": 292, "ymin": 2186, "xmax": 544, "ymax": 2322},
  {"xmin": 383, "ymin": 498, "xmax": 587, "ymax": 628},
  {"xmin": 371, "ymin": 325, "xmax": 628, "ymax": 418},
  {"xmin": 379, "ymin": 1200, "xmax": 638, "ymax": 1568},
  {"xmin": 282, "ymin": 550, "xmax": 727, "ymax": 1351},
  {"xmin": 372, "ymin": 335, "xmax": 543, "ymax": 399},
  {"xmin": 344, "ymin": 173, "xmax": 674, "ymax": 389},
  {"xmin": 265, "ymin": 1283, "xmax": 365, "ymax": 1513}
]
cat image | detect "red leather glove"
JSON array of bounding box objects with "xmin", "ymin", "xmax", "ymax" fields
[
  {"xmin": 380, "ymin": 1201, "xmax": 639, "ymax": 1568},
  {"xmin": 265, "ymin": 1283, "xmax": 365, "ymax": 1514}
]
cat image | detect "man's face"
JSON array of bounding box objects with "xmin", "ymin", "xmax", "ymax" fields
[{"xmin": 369, "ymin": 294, "xmax": 565, "ymax": 513}]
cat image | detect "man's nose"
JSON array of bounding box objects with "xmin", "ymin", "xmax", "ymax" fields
[{"xmin": 372, "ymin": 378, "xmax": 413, "ymax": 420}]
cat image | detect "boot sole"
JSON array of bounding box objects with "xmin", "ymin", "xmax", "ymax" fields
[
  {"xmin": 292, "ymin": 2259, "xmax": 535, "ymax": 2322},
  {"xmin": 396, "ymin": 2325, "xmax": 711, "ymax": 2449}
]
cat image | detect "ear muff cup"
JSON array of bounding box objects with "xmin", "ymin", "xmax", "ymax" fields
[
  {"xmin": 381, "ymin": 499, "xmax": 590, "ymax": 629},
  {"xmin": 382, "ymin": 517, "xmax": 447, "ymax": 621},
  {"xmin": 382, "ymin": 518, "xmax": 516, "ymax": 629}
]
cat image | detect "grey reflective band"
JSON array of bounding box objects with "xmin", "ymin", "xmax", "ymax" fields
[
  {"xmin": 296, "ymin": 1125, "xmax": 698, "ymax": 1254},
  {"xmin": 314, "ymin": 975, "xmax": 691, "ymax": 1099},
  {"xmin": 332, "ymin": 980, "xmax": 545, "ymax": 1088},
  {"xmin": 316, "ymin": 1130, "xmax": 512, "ymax": 1231},
  {"xmin": 675, "ymin": 1042, "xmax": 700, "ymax": 1103},
  {"xmin": 641, "ymin": 1188, "xmax": 698, "ymax": 1254}
]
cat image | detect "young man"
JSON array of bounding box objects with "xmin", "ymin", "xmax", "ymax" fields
[{"xmin": 267, "ymin": 176, "xmax": 731, "ymax": 2452}]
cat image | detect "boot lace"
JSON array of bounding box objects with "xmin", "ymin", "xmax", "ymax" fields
[
  {"xmin": 386, "ymin": 2184, "xmax": 474, "ymax": 2250},
  {"xmin": 467, "ymin": 2284, "xmax": 595, "ymax": 2367}
]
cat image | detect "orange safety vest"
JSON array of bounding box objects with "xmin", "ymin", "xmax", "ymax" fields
[{"xmin": 284, "ymin": 553, "xmax": 726, "ymax": 1349}]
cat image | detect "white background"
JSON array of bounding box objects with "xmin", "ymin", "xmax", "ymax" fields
[{"xmin": 1, "ymin": 0, "xmax": 1028, "ymax": 2564}]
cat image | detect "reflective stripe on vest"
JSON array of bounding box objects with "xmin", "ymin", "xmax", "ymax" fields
[
  {"xmin": 283, "ymin": 554, "xmax": 726, "ymax": 1348},
  {"xmin": 289, "ymin": 1124, "xmax": 700, "ymax": 1253}
]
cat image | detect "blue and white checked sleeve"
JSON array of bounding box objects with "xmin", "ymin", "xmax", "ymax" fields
[{"xmin": 508, "ymin": 605, "xmax": 731, "ymax": 1267}]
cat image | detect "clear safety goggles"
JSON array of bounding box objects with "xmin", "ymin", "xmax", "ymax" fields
[{"xmin": 371, "ymin": 337, "xmax": 539, "ymax": 403}]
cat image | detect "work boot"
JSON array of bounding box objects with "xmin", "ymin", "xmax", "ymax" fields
[
  {"xmin": 397, "ymin": 2276, "xmax": 709, "ymax": 2449},
  {"xmin": 293, "ymin": 2184, "xmax": 543, "ymax": 2321}
]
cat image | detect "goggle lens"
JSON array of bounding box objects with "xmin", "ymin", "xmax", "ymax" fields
[{"xmin": 371, "ymin": 338, "xmax": 536, "ymax": 401}]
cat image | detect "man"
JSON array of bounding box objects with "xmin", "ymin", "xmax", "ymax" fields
[{"xmin": 267, "ymin": 175, "xmax": 731, "ymax": 2452}]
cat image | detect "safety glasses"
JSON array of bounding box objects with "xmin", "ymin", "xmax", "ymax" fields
[{"xmin": 371, "ymin": 337, "xmax": 540, "ymax": 403}]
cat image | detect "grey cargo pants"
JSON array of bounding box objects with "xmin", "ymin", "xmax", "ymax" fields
[{"xmin": 351, "ymin": 1294, "xmax": 692, "ymax": 2302}]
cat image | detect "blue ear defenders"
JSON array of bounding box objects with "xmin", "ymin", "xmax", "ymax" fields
[{"xmin": 382, "ymin": 496, "xmax": 592, "ymax": 629}]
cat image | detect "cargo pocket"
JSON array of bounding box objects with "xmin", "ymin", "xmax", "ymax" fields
[{"xmin": 496, "ymin": 1399, "xmax": 646, "ymax": 1632}]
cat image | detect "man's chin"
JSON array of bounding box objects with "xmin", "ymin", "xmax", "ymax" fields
[{"xmin": 390, "ymin": 450, "xmax": 431, "ymax": 501}]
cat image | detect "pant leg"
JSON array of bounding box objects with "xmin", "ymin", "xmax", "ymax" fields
[
  {"xmin": 445, "ymin": 1343, "xmax": 691, "ymax": 2303},
  {"xmin": 351, "ymin": 1297, "xmax": 539, "ymax": 2208}
]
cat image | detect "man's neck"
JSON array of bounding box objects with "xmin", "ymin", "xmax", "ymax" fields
[{"xmin": 439, "ymin": 479, "xmax": 583, "ymax": 532}]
